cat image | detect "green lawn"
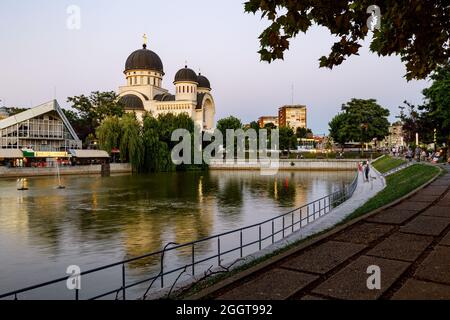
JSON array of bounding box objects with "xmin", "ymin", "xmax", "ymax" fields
[
  {"xmin": 372, "ymin": 155, "xmax": 406, "ymax": 173},
  {"xmin": 343, "ymin": 164, "xmax": 440, "ymax": 222}
]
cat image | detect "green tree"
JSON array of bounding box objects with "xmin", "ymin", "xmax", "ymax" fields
[
  {"xmin": 96, "ymin": 116, "xmax": 122, "ymax": 153},
  {"xmin": 142, "ymin": 114, "xmax": 175, "ymax": 173},
  {"xmin": 119, "ymin": 114, "xmax": 143, "ymax": 171},
  {"xmin": 342, "ymin": 99, "xmax": 390, "ymax": 150},
  {"xmin": 398, "ymin": 101, "xmax": 433, "ymax": 146},
  {"xmin": 296, "ymin": 127, "xmax": 312, "ymax": 139},
  {"xmin": 217, "ymin": 116, "xmax": 243, "ymax": 135},
  {"xmin": 264, "ymin": 123, "xmax": 277, "ymax": 130},
  {"xmin": 96, "ymin": 112, "xmax": 200, "ymax": 173},
  {"xmin": 4, "ymin": 107, "xmax": 28, "ymax": 116},
  {"xmin": 217, "ymin": 116, "xmax": 243, "ymax": 152},
  {"xmin": 67, "ymin": 91, "xmax": 124, "ymax": 141},
  {"xmin": 279, "ymin": 126, "xmax": 298, "ymax": 154},
  {"xmin": 249, "ymin": 121, "xmax": 260, "ymax": 132},
  {"xmin": 244, "ymin": 1, "xmax": 450, "ymax": 80},
  {"xmin": 329, "ymin": 113, "xmax": 351, "ymax": 151},
  {"xmin": 420, "ymin": 65, "xmax": 450, "ymax": 157}
]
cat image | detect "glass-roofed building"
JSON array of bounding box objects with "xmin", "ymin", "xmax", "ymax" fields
[{"xmin": 0, "ymin": 100, "xmax": 82, "ymax": 152}]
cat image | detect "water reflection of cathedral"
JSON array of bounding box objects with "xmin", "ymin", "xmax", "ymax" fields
[{"xmin": 1, "ymin": 171, "xmax": 355, "ymax": 274}]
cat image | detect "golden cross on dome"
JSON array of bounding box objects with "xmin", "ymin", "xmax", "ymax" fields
[{"xmin": 143, "ymin": 33, "xmax": 148, "ymax": 46}]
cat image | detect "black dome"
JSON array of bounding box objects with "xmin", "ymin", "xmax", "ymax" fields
[
  {"xmin": 197, "ymin": 74, "xmax": 211, "ymax": 89},
  {"xmin": 119, "ymin": 94, "xmax": 144, "ymax": 110},
  {"xmin": 174, "ymin": 66, "xmax": 198, "ymax": 83},
  {"xmin": 125, "ymin": 45, "xmax": 164, "ymax": 74}
]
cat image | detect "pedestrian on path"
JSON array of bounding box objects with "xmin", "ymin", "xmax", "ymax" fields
[{"xmin": 364, "ymin": 160, "xmax": 370, "ymax": 182}]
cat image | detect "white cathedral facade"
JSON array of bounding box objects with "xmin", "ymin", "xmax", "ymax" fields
[{"xmin": 118, "ymin": 40, "xmax": 215, "ymax": 130}]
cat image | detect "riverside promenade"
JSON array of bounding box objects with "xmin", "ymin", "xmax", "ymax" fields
[{"xmin": 191, "ymin": 169, "xmax": 450, "ymax": 300}]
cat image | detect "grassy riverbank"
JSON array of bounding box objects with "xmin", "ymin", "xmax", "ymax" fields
[
  {"xmin": 372, "ymin": 155, "xmax": 406, "ymax": 173},
  {"xmin": 344, "ymin": 164, "xmax": 440, "ymax": 222}
]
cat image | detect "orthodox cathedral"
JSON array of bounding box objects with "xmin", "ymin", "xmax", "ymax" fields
[{"xmin": 118, "ymin": 36, "xmax": 215, "ymax": 130}]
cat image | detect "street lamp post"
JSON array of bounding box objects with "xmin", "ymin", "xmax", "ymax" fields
[{"xmin": 434, "ymin": 128, "xmax": 437, "ymax": 152}]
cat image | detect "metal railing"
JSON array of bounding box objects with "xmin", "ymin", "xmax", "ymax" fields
[
  {"xmin": 0, "ymin": 174, "xmax": 358, "ymax": 300},
  {"xmin": 382, "ymin": 160, "xmax": 414, "ymax": 177}
]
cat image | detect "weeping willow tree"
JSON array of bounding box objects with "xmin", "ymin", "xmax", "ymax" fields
[
  {"xmin": 96, "ymin": 116, "xmax": 122, "ymax": 153},
  {"xmin": 120, "ymin": 113, "xmax": 144, "ymax": 171},
  {"xmin": 96, "ymin": 112, "xmax": 202, "ymax": 173},
  {"xmin": 141, "ymin": 115, "xmax": 175, "ymax": 173},
  {"xmin": 97, "ymin": 113, "xmax": 143, "ymax": 171}
]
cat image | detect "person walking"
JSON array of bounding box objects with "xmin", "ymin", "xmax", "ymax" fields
[
  {"xmin": 406, "ymin": 148, "xmax": 413, "ymax": 162},
  {"xmin": 358, "ymin": 161, "xmax": 363, "ymax": 181},
  {"xmin": 364, "ymin": 160, "xmax": 370, "ymax": 182},
  {"xmin": 415, "ymin": 146, "xmax": 421, "ymax": 162}
]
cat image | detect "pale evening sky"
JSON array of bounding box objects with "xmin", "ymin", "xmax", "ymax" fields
[{"xmin": 0, "ymin": 0, "xmax": 430, "ymax": 134}]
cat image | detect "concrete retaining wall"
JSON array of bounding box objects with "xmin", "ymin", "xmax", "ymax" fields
[
  {"xmin": 209, "ymin": 159, "xmax": 360, "ymax": 171},
  {"xmin": 0, "ymin": 163, "xmax": 132, "ymax": 178}
]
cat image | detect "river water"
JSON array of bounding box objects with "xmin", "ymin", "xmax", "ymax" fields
[{"xmin": 0, "ymin": 170, "xmax": 354, "ymax": 299}]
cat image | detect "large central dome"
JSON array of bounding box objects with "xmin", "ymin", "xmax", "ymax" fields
[{"xmin": 125, "ymin": 44, "xmax": 164, "ymax": 74}]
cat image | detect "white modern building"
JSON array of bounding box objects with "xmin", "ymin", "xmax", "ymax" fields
[
  {"xmin": 0, "ymin": 100, "xmax": 82, "ymax": 151},
  {"xmin": 118, "ymin": 40, "xmax": 216, "ymax": 130}
]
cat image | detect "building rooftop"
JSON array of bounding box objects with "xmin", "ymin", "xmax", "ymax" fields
[{"xmin": 0, "ymin": 100, "xmax": 80, "ymax": 141}]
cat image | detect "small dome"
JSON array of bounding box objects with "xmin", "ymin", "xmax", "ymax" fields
[
  {"xmin": 174, "ymin": 66, "xmax": 198, "ymax": 83},
  {"xmin": 125, "ymin": 44, "xmax": 164, "ymax": 74},
  {"xmin": 119, "ymin": 95, "xmax": 144, "ymax": 110},
  {"xmin": 197, "ymin": 73, "xmax": 211, "ymax": 89}
]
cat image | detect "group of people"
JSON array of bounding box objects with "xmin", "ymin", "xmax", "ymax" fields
[
  {"xmin": 358, "ymin": 160, "xmax": 371, "ymax": 182},
  {"xmin": 403, "ymin": 147, "xmax": 447, "ymax": 164},
  {"xmin": 390, "ymin": 145, "xmax": 449, "ymax": 164}
]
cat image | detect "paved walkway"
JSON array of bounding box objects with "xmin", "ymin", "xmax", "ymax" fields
[{"xmin": 197, "ymin": 169, "xmax": 450, "ymax": 300}]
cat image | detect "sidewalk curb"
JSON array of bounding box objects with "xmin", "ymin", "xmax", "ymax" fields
[{"xmin": 186, "ymin": 164, "xmax": 444, "ymax": 300}]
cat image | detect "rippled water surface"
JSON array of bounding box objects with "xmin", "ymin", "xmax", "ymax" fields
[{"xmin": 0, "ymin": 170, "xmax": 354, "ymax": 298}]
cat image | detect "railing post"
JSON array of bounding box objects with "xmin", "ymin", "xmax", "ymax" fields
[
  {"xmin": 299, "ymin": 208, "xmax": 302, "ymax": 227},
  {"xmin": 259, "ymin": 225, "xmax": 262, "ymax": 250},
  {"xmin": 319, "ymin": 200, "xmax": 322, "ymax": 216},
  {"xmin": 271, "ymin": 220, "xmax": 274, "ymax": 244},
  {"xmin": 292, "ymin": 212, "xmax": 294, "ymax": 232},
  {"xmin": 240, "ymin": 231, "xmax": 243, "ymax": 258},
  {"xmin": 217, "ymin": 237, "xmax": 221, "ymax": 266},
  {"xmin": 160, "ymin": 252, "xmax": 164, "ymax": 288},
  {"xmin": 75, "ymin": 289, "xmax": 79, "ymax": 301},
  {"xmin": 122, "ymin": 264, "xmax": 126, "ymax": 300},
  {"xmin": 282, "ymin": 217, "xmax": 285, "ymax": 238},
  {"xmin": 192, "ymin": 244, "xmax": 195, "ymax": 276}
]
